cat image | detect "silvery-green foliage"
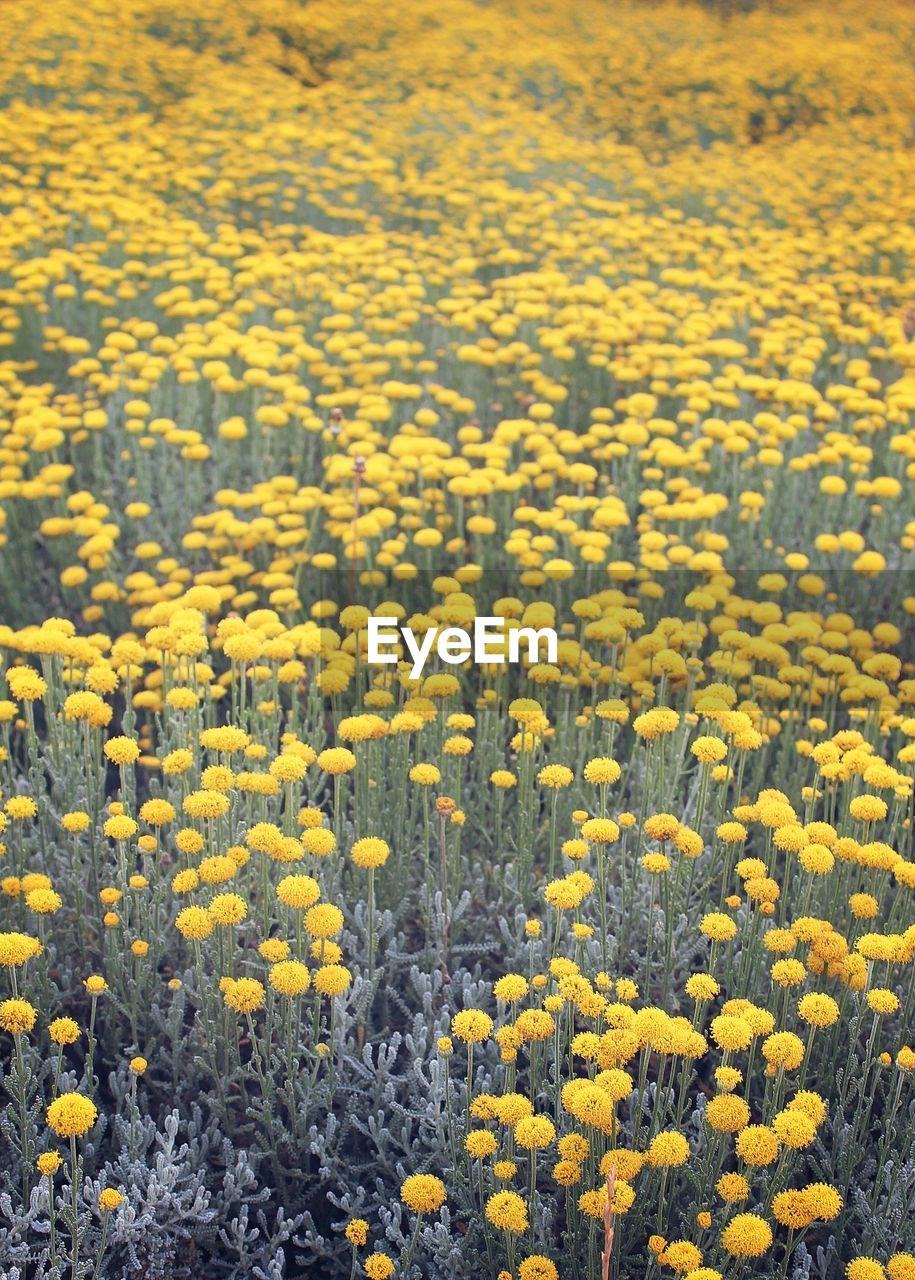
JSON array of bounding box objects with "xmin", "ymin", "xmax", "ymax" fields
[
  {"xmin": 85, "ymin": 1107, "xmax": 301, "ymax": 1279},
  {"xmin": 790, "ymin": 1241, "xmax": 816, "ymax": 1279},
  {"xmin": 0, "ymin": 1190, "xmax": 36, "ymax": 1275},
  {"xmin": 4, "ymin": 709, "xmax": 914, "ymax": 1277}
]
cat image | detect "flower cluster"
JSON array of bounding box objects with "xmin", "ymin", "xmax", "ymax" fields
[{"xmin": 1, "ymin": 0, "xmax": 915, "ymax": 1276}]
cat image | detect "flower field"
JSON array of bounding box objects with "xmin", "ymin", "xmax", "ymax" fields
[{"xmin": 2, "ymin": 0, "xmax": 915, "ymax": 1276}]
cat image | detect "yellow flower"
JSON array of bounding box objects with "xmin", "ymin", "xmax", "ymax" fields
[
  {"xmin": 485, "ymin": 1190, "xmax": 528, "ymax": 1233},
  {"xmin": 721, "ymin": 1213, "xmax": 773, "ymax": 1258},
  {"xmin": 762, "ymin": 1032, "xmax": 805, "ymax": 1072},
  {"xmin": 305, "ymin": 904, "xmax": 344, "ymax": 938},
  {"xmin": 465, "ymin": 1130, "xmax": 498, "ymax": 1159},
  {"xmin": 452, "ymin": 1010, "xmax": 493, "ymax": 1043},
  {"xmin": 276, "ymin": 875, "xmax": 321, "ymax": 910},
  {"xmin": 583, "ymin": 757, "xmax": 621, "ymax": 785},
  {"xmin": 710, "ymin": 1015, "xmax": 753, "ymax": 1052},
  {"xmin": 847, "ymin": 1262, "xmax": 888, "ymax": 1280},
  {"xmin": 313, "ymin": 964, "xmax": 352, "ymax": 997},
  {"xmin": 691, "ymin": 736, "xmax": 727, "ymax": 765},
  {"xmin": 345, "ymin": 1218, "xmax": 368, "ymax": 1247},
  {"xmin": 103, "ymin": 815, "xmax": 138, "ymax": 842},
  {"xmin": 269, "ymin": 960, "xmax": 310, "ymax": 996},
  {"xmin": 175, "ymin": 907, "xmax": 213, "ymax": 940},
  {"xmin": 538, "ymin": 764, "xmax": 573, "ymax": 789},
  {"xmin": 867, "ymin": 988, "xmax": 900, "ymax": 1016},
  {"xmin": 49, "ymin": 1017, "xmax": 80, "ymax": 1045},
  {"xmin": 0, "ymin": 998, "xmax": 37, "ymax": 1035},
  {"xmin": 716, "ymin": 1173, "xmax": 750, "ymax": 1204},
  {"xmin": 302, "ymin": 828, "xmax": 336, "ymax": 858},
  {"xmin": 62, "ymin": 811, "xmax": 91, "ymax": 833},
  {"xmin": 317, "ymin": 748, "xmax": 357, "ymax": 776},
  {"xmin": 222, "ymin": 978, "xmax": 265, "ymax": 1014},
  {"xmin": 514, "ymin": 1114, "xmax": 556, "ymax": 1150},
  {"xmin": 6, "ymin": 796, "xmax": 38, "ymax": 821},
  {"xmin": 662, "ymin": 1241, "xmax": 703, "ymax": 1274},
  {"xmin": 26, "ymin": 888, "xmax": 62, "ymax": 915},
  {"xmin": 580, "ymin": 818, "xmax": 620, "ymax": 844},
  {"xmin": 797, "ymin": 993, "xmax": 839, "ymax": 1028},
  {"xmin": 409, "ymin": 763, "xmax": 441, "ymax": 785},
  {"xmin": 519, "ymin": 1258, "xmax": 559, "ymax": 1280},
  {"xmin": 351, "ymin": 837, "xmax": 390, "ymax": 869},
  {"xmin": 364, "ymin": 1254, "xmax": 395, "ymax": 1279},
  {"xmin": 47, "ymin": 1093, "xmax": 98, "ymax": 1138},
  {"xmin": 104, "ymin": 736, "xmax": 140, "ymax": 766},
  {"xmin": 208, "ymin": 893, "xmax": 248, "ymax": 926},
  {"xmin": 400, "ymin": 1173, "xmax": 446, "ymax": 1215},
  {"xmin": 735, "ymin": 1125, "xmax": 779, "ymax": 1167},
  {"xmin": 700, "ymin": 913, "xmax": 737, "ymax": 943},
  {"xmin": 705, "ymin": 1095, "xmax": 750, "ymax": 1134},
  {"xmin": 493, "ymin": 974, "xmax": 528, "ymax": 1003},
  {"xmin": 645, "ymin": 1131, "xmax": 689, "ymax": 1167},
  {"xmin": 0, "ymin": 933, "xmax": 42, "ymax": 967},
  {"xmin": 139, "ymin": 799, "xmax": 175, "ymax": 827}
]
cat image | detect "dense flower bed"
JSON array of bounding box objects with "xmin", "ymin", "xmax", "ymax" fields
[{"xmin": 1, "ymin": 1, "xmax": 915, "ymax": 1277}]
